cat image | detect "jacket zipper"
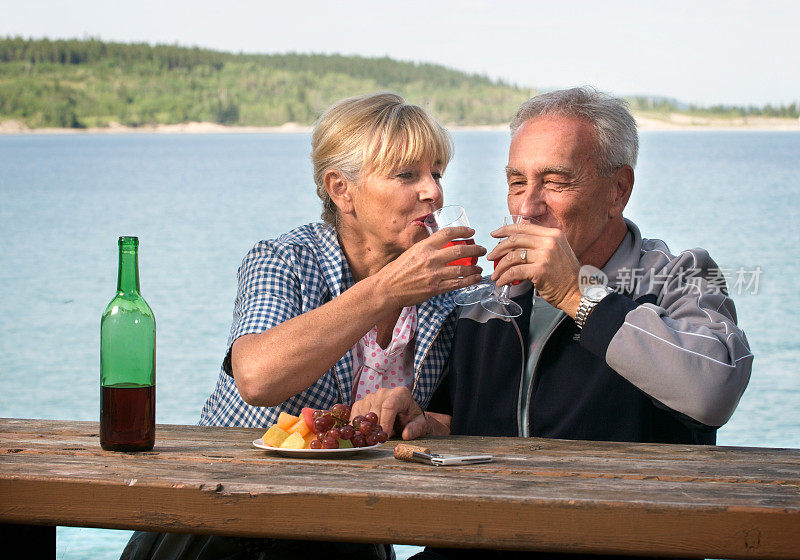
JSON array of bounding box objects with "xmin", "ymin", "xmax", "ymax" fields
[
  {"xmin": 511, "ymin": 317, "xmax": 526, "ymax": 436},
  {"xmin": 519, "ymin": 310, "xmax": 567, "ymax": 437}
]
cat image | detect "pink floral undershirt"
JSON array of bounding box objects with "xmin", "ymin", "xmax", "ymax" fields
[{"xmin": 351, "ymin": 306, "xmax": 417, "ymax": 403}]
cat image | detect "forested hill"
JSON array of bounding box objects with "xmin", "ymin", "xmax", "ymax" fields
[
  {"xmin": 0, "ymin": 37, "xmax": 534, "ymax": 128},
  {"xmin": 3, "ymin": 38, "xmax": 797, "ymax": 130}
]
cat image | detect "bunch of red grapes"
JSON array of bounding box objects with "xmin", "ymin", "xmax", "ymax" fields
[{"xmin": 309, "ymin": 404, "xmax": 389, "ymax": 449}]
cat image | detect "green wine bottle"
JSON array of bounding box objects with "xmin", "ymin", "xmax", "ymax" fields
[{"xmin": 100, "ymin": 236, "xmax": 156, "ymax": 451}]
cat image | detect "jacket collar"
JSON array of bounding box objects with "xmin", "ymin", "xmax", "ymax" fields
[{"xmin": 602, "ymin": 218, "xmax": 642, "ymax": 293}]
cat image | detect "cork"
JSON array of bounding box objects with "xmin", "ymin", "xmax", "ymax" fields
[{"xmin": 394, "ymin": 443, "xmax": 431, "ymax": 462}]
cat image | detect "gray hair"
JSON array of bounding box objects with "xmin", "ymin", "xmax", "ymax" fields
[{"xmin": 510, "ymin": 86, "xmax": 638, "ymax": 175}]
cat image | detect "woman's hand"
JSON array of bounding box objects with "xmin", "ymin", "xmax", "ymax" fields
[
  {"xmin": 486, "ymin": 222, "xmax": 583, "ymax": 317},
  {"xmin": 376, "ymin": 226, "xmax": 486, "ymax": 309},
  {"xmin": 350, "ymin": 387, "xmax": 451, "ymax": 440}
]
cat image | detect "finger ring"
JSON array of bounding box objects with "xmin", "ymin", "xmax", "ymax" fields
[{"xmin": 520, "ymin": 250, "xmax": 527, "ymax": 263}]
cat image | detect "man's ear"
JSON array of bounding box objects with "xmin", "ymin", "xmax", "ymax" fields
[
  {"xmin": 323, "ymin": 169, "xmax": 355, "ymax": 216},
  {"xmin": 609, "ymin": 165, "xmax": 634, "ymax": 218}
]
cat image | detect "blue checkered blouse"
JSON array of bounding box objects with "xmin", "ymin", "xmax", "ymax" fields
[{"xmin": 199, "ymin": 222, "xmax": 457, "ymax": 428}]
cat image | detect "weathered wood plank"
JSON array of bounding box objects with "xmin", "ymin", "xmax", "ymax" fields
[
  {"xmin": 2, "ymin": 477, "xmax": 797, "ymax": 558},
  {"xmin": 6, "ymin": 418, "xmax": 800, "ymax": 466},
  {"xmin": 3, "ymin": 451, "xmax": 800, "ymax": 508},
  {"xmin": 3, "ymin": 444, "xmax": 800, "ymax": 506},
  {"xmin": 3, "ymin": 418, "xmax": 797, "ymax": 464},
  {"xmin": 4, "ymin": 419, "xmax": 800, "ymax": 485},
  {"xmin": 2, "ymin": 418, "xmax": 799, "ymax": 558}
]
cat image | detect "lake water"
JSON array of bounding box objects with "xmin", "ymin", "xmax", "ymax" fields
[{"xmin": 1, "ymin": 130, "xmax": 798, "ymax": 559}]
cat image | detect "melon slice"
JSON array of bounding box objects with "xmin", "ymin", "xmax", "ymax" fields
[
  {"xmin": 276, "ymin": 412, "xmax": 299, "ymax": 431},
  {"xmin": 288, "ymin": 418, "xmax": 311, "ymax": 437},
  {"xmin": 262, "ymin": 425, "xmax": 289, "ymax": 448},
  {"xmin": 279, "ymin": 432, "xmax": 307, "ymax": 449}
]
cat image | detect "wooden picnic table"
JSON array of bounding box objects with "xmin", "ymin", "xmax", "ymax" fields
[{"xmin": 1, "ymin": 418, "xmax": 799, "ymax": 559}]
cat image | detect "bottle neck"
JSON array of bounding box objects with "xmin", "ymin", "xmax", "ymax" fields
[{"xmin": 117, "ymin": 245, "xmax": 140, "ymax": 294}]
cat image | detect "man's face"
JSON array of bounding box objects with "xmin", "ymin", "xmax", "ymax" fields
[{"xmin": 506, "ymin": 115, "xmax": 623, "ymax": 263}]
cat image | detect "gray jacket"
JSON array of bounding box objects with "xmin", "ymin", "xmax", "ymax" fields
[
  {"xmin": 441, "ymin": 219, "xmax": 753, "ymax": 440},
  {"xmin": 591, "ymin": 219, "xmax": 753, "ymax": 427}
]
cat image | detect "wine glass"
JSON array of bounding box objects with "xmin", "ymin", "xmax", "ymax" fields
[
  {"xmin": 453, "ymin": 275, "xmax": 495, "ymax": 305},
  {"xmin": 423, "ymin": 206, "xmax": 491, "ymax": 305},
  {"xmin": 480, "ymin": 215, "xmax": 537, "ymax": 318}
]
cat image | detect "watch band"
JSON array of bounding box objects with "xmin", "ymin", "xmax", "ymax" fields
[
  {"xmin": 575, "ymin": 287, "xmax": 612, "ymax": 329},
  {"xmin": 574, "ymin": 296, "xmax": 597, "ymax": 329}
]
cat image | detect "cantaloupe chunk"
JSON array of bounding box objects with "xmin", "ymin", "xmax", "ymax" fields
[
  {"xmin": 262, "ymin": 425, "xmax": 290, "ymax": 447},
  {"xmin": 303, "ymin": 433, "xmax": 316, "ymax": 448},
  {"xmin": 279, "ymin": 432, "xmax": 307, "ymax": 449},
  {"xmin": 288, "ymin": 418, "xmax": 311, "ymax": 437},
  {"xmin": 276, "ymin": 412, "xmax": 299, "ymax": 431}
]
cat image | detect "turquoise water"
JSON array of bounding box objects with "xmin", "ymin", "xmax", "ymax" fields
[{"xmin": 1, "ymin": 130, "xmax": 798, "ymax": 559}]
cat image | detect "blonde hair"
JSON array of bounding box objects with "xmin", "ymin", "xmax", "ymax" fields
[{"xmin": 311, "ymin": 92, "xmax": 453, "ymax": 227}]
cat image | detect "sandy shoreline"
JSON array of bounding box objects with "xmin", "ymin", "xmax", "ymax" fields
[
  {"xmin": 1, "ymin": 115, "xmax": 798, "ymax": 135},
  {"xmin": 0, "ymin": 120, "xmax": 315, "ymax": 135},
  {"xmin": 635, "ymin": 114, "xmax": 800, "ymax": 131}
]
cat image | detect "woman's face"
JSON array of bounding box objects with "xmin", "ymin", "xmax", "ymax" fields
[{"xmin": 349, "ymin": 158, "xmax": 444, "ymax": 255}]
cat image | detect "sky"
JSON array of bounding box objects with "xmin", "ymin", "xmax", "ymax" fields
[{"xmin": 2, "ymin": 0, "xmax": 799, "ymax": 107}]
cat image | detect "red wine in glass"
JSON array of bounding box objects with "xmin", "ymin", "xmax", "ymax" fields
[
  {"xmin": 425, "ymin": 206, "xmax": 486, "ymax": 304},
  {"xmin": 445, "ymin": 238, "xmax": 478, "ymax": 266},
  {"xmin": 492, "ymin": 254, "xmax": 521, "ymax": 286}
]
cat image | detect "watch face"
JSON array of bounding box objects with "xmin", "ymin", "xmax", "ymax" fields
[{"xmin": 585, "ymin": 284, "xmax": 610, "ymax": 302}]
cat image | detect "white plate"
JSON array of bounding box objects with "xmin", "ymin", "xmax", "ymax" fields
[{"xmin": 252, "ymin": 438, "xmax": 385, "ymax": 458}]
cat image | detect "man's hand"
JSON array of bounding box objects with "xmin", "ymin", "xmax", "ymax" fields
[
  {"xmin": 350, "ymin": 387, "xmax": 451, "ymax": 440},
  {"xmin": 486, "ymin": 221, "xmax": 583, "ymax": 318}
]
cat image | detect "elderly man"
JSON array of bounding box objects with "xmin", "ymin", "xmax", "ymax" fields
[
  {"xmin": 419, "ymin": 86, "xmax": 753, "ymax": 448},
  {"xmin": 355, "ymin": 87, "xmax": 753, "ymax": 558},
  {"xmin": 361, "ymin": 87, "xmax": 752, "ymax": 448}
]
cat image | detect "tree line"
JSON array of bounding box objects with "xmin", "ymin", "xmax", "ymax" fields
[
  {"xmin": 0, "ymin": 37, "xmax": 531, "ymax": 128},
  {"xmin": 1, "ymin": 37, "xmax": 796, "ymax": 129},
  {"xmin": 627, "ymin": 96, "xmax": 798, "ymax": 119}
]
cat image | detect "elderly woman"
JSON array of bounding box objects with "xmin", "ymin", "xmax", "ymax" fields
[
  {"xmin": 122, "ymin": 92, "xmax": 484, "ymax": 560},
  {"xmin": 198, "ymin": 92, "xmax": 484, "ymax": 429}
]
